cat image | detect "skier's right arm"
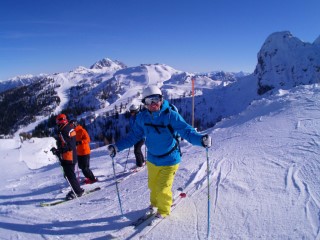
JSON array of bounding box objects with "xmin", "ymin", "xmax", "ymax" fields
[
  {"xmin": 50, "ymin": 147, "xmax": 60, "ymax": 156},
  {"xmin": 116, "ymin": 119, "xmax": 144, "ymax": 152}
]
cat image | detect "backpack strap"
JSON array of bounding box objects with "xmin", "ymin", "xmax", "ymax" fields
[
  {"xmin": 144, "ymin": 103, "xmax": 183, "ymax": 157},
  {"xmin": 149, "ymin": 141, "xmax": 179, "ymax": 158},
  {"xmin": 167, "ymin": 124, "xmax": 182, "ymax": 157},
  {"xmin": 144, "ymin": 123, "xmax": 167, "ymax": 134},
  {"xmin": 166, "ymin": 107, "xmax": 182, "ymax": 157}
]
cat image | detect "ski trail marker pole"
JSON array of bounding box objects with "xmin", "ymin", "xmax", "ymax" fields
[
  {"xmin": 111, "ymin": 155, "xmax": 124, "ymax": 216},
  {"xmin": 206, "ymin": 147, "xmax": 210, "ymax": 238}
]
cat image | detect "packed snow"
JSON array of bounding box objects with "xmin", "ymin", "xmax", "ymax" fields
[{"xmin": 1, "ymin": 84, "xmax": 320, "ymax": 239}]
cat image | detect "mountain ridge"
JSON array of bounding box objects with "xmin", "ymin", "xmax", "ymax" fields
[{"xmin": 0, "ymin": 31, "xmax": 319, "ymax": 141}]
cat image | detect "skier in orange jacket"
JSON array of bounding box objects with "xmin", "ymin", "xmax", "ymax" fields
[{"xmin": 70, "ymin": 120, "xmax": 97, "ymax": 184}]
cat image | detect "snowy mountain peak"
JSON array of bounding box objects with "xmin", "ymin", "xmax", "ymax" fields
[
  {"xmin": 263, "ymin": 31, "xmax": 304, "ymax": 50},
  {"xmin": 314, "ymin": 35, "xmax": 320, "ymax": 45},
  {"xmin": 73, "ymin": 66, "xmax": 90, "ymax": 74},
  {"xmin": 254, "ymin": 31, "xmax": 320, "ymax": 95},
  {"xmin": 9, "ymin": 74, "xmax": 35, "ymax": 81},
  {"xmin": 89, "ymin": 58, "xmax": 127, "ymax": 71},
  {"xmin": 0, "ymin": 74, "xmax": 48, "ymax": 94}
]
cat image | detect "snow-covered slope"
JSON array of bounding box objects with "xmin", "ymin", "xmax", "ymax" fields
[{"xmin": 0, "ymin": 84, "xmax": 319, "ymax": 239}]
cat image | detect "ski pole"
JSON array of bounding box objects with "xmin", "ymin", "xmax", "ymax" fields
[
  {"xmin": 111, "ymin": 155, "xmax": 124, "ymax": 216},
  {"xmin": 63, "ymin": 168, "xmax": 81, "ymax": 204},
  {"xmin": 144, "ymin": 139, "xmax": 146, "ymax": 159},
  {"xmin": 206, "ymin": 147, "xmax": 210, "ymax": 239},
  {"xmin": 58, "ymin": 164, "xmax": 81, "ymax": 204},
  {"xmin": 123, "ymin": 147, "xmax": 131, "ymax": 172},
  {"xmin": 56, "ymin": 153, "xmax": 81, "ymax": 204}
]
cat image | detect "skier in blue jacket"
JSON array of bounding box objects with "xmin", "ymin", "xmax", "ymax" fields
[{"xmin": 108, "ymin": 85, "xmax": 212, "ymax": 218}]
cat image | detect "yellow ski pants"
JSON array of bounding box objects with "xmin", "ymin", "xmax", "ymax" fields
[{"xmin": 147, "ymin": 161, "xmax": 179, "ymax": 216}]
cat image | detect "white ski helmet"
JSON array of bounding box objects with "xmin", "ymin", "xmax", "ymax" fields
[
  {"xmin": 129, "ymin": 104, "xmax": 139, "ymax": 112},
  {"xmin": 142, "ymin": 85, "xmax": 162, "ymax": 100}
]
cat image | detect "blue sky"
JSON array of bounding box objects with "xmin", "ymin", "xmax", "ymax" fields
[{"xmin": 0, "ymin": 0, "xmax": 319, "ymax": 81}]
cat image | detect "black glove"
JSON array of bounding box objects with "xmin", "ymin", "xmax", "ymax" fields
[
  {"xmin": 76, "ymin": 141, "xmax": 82, "ymax": 146},
  {"xmin": 108, "ymin": 145, "xmax": 117, "ymax": 158},
  {"xmin": 50, "ymin": 147, "xmax": 60, "ymax": 156},
  {"xmin": 60, "ymin": 145, "xmax": 72, "ymax": 153},
  {"xmin": 201, "ymin": 134, "xmax": 212, "ymax": 148}
]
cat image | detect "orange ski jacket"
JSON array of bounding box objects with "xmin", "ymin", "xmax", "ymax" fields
[{"xmin": 74, "ymin": 125, "xmax": 91, "ymax": 156}]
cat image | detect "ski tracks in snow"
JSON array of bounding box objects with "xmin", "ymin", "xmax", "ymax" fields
[
  {"xmin": 285, "ymin": 153, "xmax": 320, "ymax": 237},
  {"xmin": 284, "ymin": 116, "xmax": 320, "ymax": 238},
  {"xmin": 285, "ymin": 162, "xmax": 319, "ymax": 237},
  {"xmin": 181, "ymin": 149, "xmax": 233, "ymax": 239},
  {"xmin": 210, "ymin": 157, "xmax": 233, "ymax": 212}
]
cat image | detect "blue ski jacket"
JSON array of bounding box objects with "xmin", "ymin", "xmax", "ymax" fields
[
  {"xmin": 116, "ymin": 100, "xmax": 204, "ymax": 166},
  {"xmin": 129, "ymin": 114, "xmax": 136, "ymax": 129}
]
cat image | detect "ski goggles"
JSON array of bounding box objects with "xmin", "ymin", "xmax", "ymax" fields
[{"xmin": 143, "ymin": 95, "xmax": 162, "ymax": 105}]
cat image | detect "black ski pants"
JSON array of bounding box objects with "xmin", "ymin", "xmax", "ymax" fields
[
  {"xmin": 62, "ymin": 163, "xmax": 82, "ymax": 194},
  {"xmin": 78, "ymin": 154, "xmax": 96, "ymax": 181},
  {"xmin": 134, "ymin": 139, "xmax": 145, "ymax": 167}
]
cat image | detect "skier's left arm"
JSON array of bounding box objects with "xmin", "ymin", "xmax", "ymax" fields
[
  {"xmin": 79, "ymin": 128, "xmax": 90, "ymax": 145},
  {"xmin": 61, "ymin": 129, "xmax": 77, "ymax": 152},
  {"xmin": 170, "ymin": 112, "xmax": 212, "ymax": 147}
]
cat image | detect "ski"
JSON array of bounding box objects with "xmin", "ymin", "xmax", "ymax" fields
[
  {"xmin": 129, "ymin": 164, "xmax": 146, "ymax": 173},
  {"xmin": 131, "ymin": 209, "xmax": 157, "ymax": 227},
  {"xmin": 138, "ymin": 184, "xmax": 201, "ymax": 239},
  {"xmin": 116, "ymin": 165, "xmax": 145, "ymax": 183},
  {"xmin": 108, "ymin": 211, "xmax": 157, "ymax": 239},
  {"xmin": 109, "ymin": 189, "xmax": 186, "ymax": 239},
  {"xmin": 138, "ymin": 191, "xmax": 187, "ymax": 239},
  {"xmin": 40, "ymin": 187, "xmax": 101, "ymax": 207}
]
